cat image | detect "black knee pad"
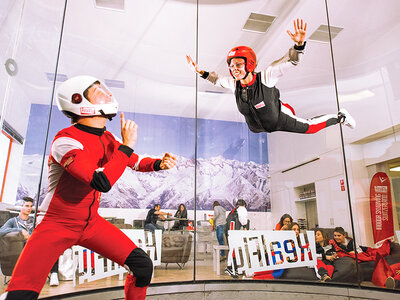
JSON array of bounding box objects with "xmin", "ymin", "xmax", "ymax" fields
[
  {"xmin": 124, "ymin": 247, "xmax": 153, "ymax": 287},
  {"xmin": 6, "ymin": 290, "xmax": 39, "ymax": 300}
]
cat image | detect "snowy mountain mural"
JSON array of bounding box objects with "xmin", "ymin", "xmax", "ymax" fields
[
  {"xmin": 17, "ymin": 154, "xmax": 270, "ymax": 212},
  {"xmin": 18, "ymin": 104, "xmax": 271, "ymax": 212}
]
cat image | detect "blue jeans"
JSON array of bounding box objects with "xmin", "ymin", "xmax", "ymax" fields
[
  {"xmin": 216, "ymin": 225, "xmax": 225, "ymax": 256},
  {"xmin": 144, "ymin": 223, "xmax": 164, "ymax": 233}
]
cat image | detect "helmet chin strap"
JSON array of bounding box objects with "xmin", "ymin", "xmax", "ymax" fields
[
  {"xmin": 243, "ymin": 71, "xmax": 251, "ymax": 81},
  {"xmin": 99, "ymin": 109, "xmax": 113, "ymax": 121}
]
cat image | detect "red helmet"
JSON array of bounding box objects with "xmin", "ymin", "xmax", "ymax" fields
[{"xmin": 227, "ymin": 46, "xmax": 257, "ymax": 76}]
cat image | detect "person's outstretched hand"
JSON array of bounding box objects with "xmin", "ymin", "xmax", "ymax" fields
[
  {"xmin": 160, "ymin": 152, "xmax": 177, "ymax": 170},
  {"xmin": 186, "ymin": 55, "xmax": 204, "ymax": 75},
  {"xmin": 287, "ymin": 18, "xmax": 307, "ymax": 46},
  {"xmin": 120, "ymin": 112, "xmax": 138, "ymax": 149}
]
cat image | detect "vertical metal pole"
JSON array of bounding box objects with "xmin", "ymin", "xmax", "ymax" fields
[
  {"xmin": 33, "ymin": 0, "xmax": 68, "ymax": 228},
  {"xmin": 193, "ymin": 0, "xmax": 199, "ymax": 282},
  {"xmin": 324, "ymin": 0, "xmax": 360, "ymax": 286}
]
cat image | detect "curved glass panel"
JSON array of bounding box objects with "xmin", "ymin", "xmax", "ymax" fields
[
  {"xmin": 1, "ymin": 0, "xmax": 400, "ymax": 298},
  {"xmin": 195, "ymin": 0, "xmax": 352, "ymax": 284},
  {"xmin": 0, "ymin": 0, "xmax": 68, "ymax": 296},
  {"xmin": 327, "ymin": 0, "xmax": 400, "ymax": 290}
]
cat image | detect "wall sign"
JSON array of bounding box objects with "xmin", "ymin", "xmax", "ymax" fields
[{"xmin": 370, "ymin": 172, "xmax": 394, "ymax": 246}]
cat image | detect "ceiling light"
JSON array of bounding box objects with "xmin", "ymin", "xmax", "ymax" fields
[
  {"xmin": 339, "ymin": 89, "xmax": 374, "ymax": 103},
  {"xmin": 242, "ymin": 13, "xmax": 276, "ymax": 34},
  {"xmin": 94, "ymin": 0, "xmax": 125, "ymax": 11},
  {"xmin": 45, "ymin": 72, "xmax": 68, "ymax": 82},
  {"xmin": 309, "ymin": 25, "xmax": 343, "ymax": 43},
  {"xmin": 390, "ymin": 166, "xmax": 400, "ymax": 172},
  {"xmin": 104, "ymin": 79, "xmax": 125, "ymax": 88}
]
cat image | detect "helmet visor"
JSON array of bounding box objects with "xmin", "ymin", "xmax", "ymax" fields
[{"xmin": 85, "ymin": 83, "xmax": 113, "ymax": 104}]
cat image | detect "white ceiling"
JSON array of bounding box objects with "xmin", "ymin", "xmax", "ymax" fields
[{"xmin": 1, "ymin": 0, "xmax": 400, "ymax": 126}]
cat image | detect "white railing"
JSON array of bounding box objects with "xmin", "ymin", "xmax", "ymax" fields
[{"xmin": 72, "ymin": 229, "xmax": 162, "ymax": 286}]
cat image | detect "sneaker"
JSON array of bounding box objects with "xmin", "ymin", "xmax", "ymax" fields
[
  {"xmin": 224, "ymin": 267, "xmax": 238, "ymax": 279},
  {"xmin": 385, "ymin": 276, "xmax": 396, "ymax": 289},
  {"xmin": 320, "ymin": 274, "xmax": 332, "ymax": 282},
  {"xmin": 338, "ymin": 108, "xmax": 356, "ymax": 129},
  {"xmin": 49, "ymin": 272, "xmax": 59, "ymax": 287},
  {"xmin": 0, "ymin": 293, "xmax": 8, "ymax": 300}
]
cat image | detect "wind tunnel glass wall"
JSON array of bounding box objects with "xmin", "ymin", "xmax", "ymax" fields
[
  {"xmin": 1, "ymin": 0, "xmax": 400, "ymax": 298},
  {"xmin": 194, "ymin": 0, "xmax": 357, "ymax": 286},
  {"xmin": 327, "ymin": 0, "xmax": 400, "ymax": 291}
]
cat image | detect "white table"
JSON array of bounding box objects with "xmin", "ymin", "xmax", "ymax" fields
[{"xmin": 212, "ymin": 245, "xmax": 229, "ymax": 275}]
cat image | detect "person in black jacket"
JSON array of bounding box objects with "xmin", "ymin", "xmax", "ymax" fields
[
  {"xmin": 144, "ymin": 204, "xmax": 172, "ymax": 233},
  {"xmin": 187, "ymin": 19, "xmax": 356, "ymax": 135},
  {"xmin": 332, "ymin": 227, "xmax": 368, "ymax": 253},
  {"xmin": 171, "ymin": 204, "xmax": 188, "ymax": 230},
  {"xmin": 224, "ymin": 199, "xmax": 248, "ymax": 278},
  {"xmin": 315, "ymin": 229, "xmax": 337, "ymax": 282}
]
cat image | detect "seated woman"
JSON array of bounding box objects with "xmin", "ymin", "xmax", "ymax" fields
[
  {"xmin": 171, "ymin": 204, "xmax": 188, "ymax": 231},
  {"xmin": 271, "ymin": 222, "xmax": 300, "ymax": 278},
  {"xmin": 288, "ymin": 222, "xmax": 299, "ymax": 236},
  {"xmin": 315, "ymin": 229, "xmax": 337, "ymax": 282},
  {"xmin": 275, "ymin": 214, "xmax": 293, "ymax": 231}
]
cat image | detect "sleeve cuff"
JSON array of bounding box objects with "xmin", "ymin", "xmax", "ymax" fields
[
  {"xmin": 153, "ymin": 159, "xmax": 162, "ymax": 171},
  {"xmin": 294, "ymin": 41, "xmax": 306, "ymax": 51},
  {"xmin": 201, "ymin": 71, "xmax": 209, "ymax": 79},
  {"xmin": 118, "ymin": 145, "xmax": 133, "ymax": 157}
]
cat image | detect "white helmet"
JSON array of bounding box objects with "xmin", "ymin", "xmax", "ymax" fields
[{"xmin": 56, "ymin": 75, "xmax": 118, "ymax": 120}]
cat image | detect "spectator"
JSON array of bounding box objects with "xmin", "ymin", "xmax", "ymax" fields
[
  {"xmin": 315, "ymin": 229, "xmax": 337, "ymax": 282},
  {"xmin": 144, "ymin": 204, "xmax": 172, "ymax": 233},
  {"xmin": 224, "ymin": 199, "xmax": 248, "ymax": 278},
  {"xmin": 275, "ymin": 214, "xmax": 293, "ymax": 231},
  {"xmin": 0, "ymin": 197, "xmax": 34, "ymax": 240},
  {"xmin": 384, "ymin": 267, "xmax": 400, "ymax": 289},
  {"xmin": 212, "ymin": 201, "xmax": 227, "ymax": 260},
  {"xmin": 288, "ymin": 222, "xmax": 300, "ymax": 240},
  {"xmin": 171, "ymin": 204, "xmax": 188, "ymax": 231},
  {"xmin": 331, "ymin": 227, "xmax": 367, "ymax": 254},
  {"xmin": 0, "ymin": 197, "xmax": 59, "ymax": 286}
]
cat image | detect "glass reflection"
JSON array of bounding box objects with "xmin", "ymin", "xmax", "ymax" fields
[
  {"xmin": 1, "ymin": 0, "xmax": 400, "ymax": 298},
  {"xmin": 327, "ymin": 0, "xmax": 400, "ymax": 290}
]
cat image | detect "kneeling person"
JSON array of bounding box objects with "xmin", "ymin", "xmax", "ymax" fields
[{"xmin": 2, "ymin": 76, "xmax": 177, "ymax": 300}]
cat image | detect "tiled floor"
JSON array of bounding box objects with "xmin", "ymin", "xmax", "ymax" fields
[
  {"xmin": 0, "ymin": 257, "xmax": 383, "ymax": 299},
  {"xmin": 0, "ymin": 257, "xmax": 232, "ymax": 298}
]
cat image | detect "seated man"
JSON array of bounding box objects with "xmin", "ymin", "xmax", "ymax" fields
[
  {"xmin": 0, "ymin": 197, "xmax": 59, "ymax": 286},
  {"xmin": 144, "ymin": 204, "xmax": 171, "ymax": 233}
]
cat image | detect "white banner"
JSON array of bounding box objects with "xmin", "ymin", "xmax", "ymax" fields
[
  {"xmin": 73, "ymin": 229, "xmax": 162, "ymax": 286},
  {"xmin": 227, "ymin": 230, "xmax": 317, "ymax": 276}
]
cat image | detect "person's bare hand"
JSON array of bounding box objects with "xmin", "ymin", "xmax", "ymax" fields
[
  {"xmin": 120, "ymin": 112, "xmax": 138, "ymax": 149},
  {"xmin": 186, "ymin": 55, "xmax": 204, "ymax": 75},
  {"xmin": 326, "ymin": 255, "xmax": 335, "ymax": 261},
  {"xmin": 160, "ymin": 153, "xmax": 177, "ymax": 170},
  {"xmin": 21, "ymin": 229, "xmax": 30, "ymax": 240},
  {"xmin": 287, "ymin": 18, "xmax": 307, "ymax": 46}
]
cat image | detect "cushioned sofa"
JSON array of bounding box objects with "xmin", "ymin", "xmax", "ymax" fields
[
  {"xmin": 0, "ymin": 231, "xmax": 25, "ymax": 278},
  {"xmin": 160, "ymin": 232, "xmax": 193, "ymax": 269},
  {"xmin": 281, "ymin": 229, "xmax": 400, "ymax": 283}
]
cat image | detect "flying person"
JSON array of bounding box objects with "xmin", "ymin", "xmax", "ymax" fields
[{"xmin": 187, "ymin": 19, "xmax": 355, "ymax": 134}]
